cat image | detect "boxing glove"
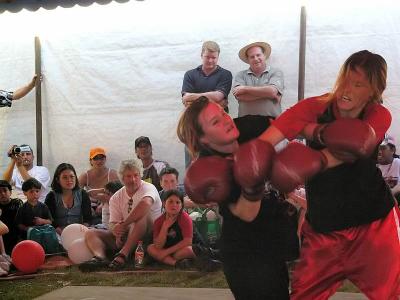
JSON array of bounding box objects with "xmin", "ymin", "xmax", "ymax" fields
[
  {"xmin": 271, "ymin": 142, "xmax": 327, "ymax": 193},
  {"xmin": 233, "ymin": 139, "xmax": 275, "ymax": 200},
  {"xmin": 184, "ymin": 156, "xmax": 234, "ymax": 205},
  {"xmin": 314, "ymin": 119, "xmax": 376, "ymax": 162}
]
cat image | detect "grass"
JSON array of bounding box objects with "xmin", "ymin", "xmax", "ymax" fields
[
  {"xmin": 0, "ymin": 264, "xmax": 360, "ymax": 300},
  {"xmin": 0, "ymin": 266, "xmax": 227, "ymax": 300}
]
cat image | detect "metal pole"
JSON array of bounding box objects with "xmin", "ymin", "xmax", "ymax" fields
[
  {"xmin": 34, "ymin": 36, "xmax": 42, "ymax": 166},
  {"xmin": 298, "ymin": 6, "xmax": 307, "ymax": 101}
]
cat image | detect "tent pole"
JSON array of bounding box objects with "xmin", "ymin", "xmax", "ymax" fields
[
  {"xmin": 298, "ymin": 6, "xmax": 307, "ymax": 102},
  {"xmin": 34, "ymin": 36, "xmax": 43, "ymax": 166}
]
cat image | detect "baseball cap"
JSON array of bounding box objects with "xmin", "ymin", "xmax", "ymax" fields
[
  {"xmin": 0, "ymin": 180, "xmax": 12, "ymax": 191},
  {"xmin": 135, "ymin": 136, "xmax": 152, "ymax": 148},
  {"xmin": 89, "ymin": 147, "xmax": 106, "ymax": 160}
]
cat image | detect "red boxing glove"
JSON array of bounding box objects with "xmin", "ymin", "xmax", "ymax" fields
[
  {"xmin": 184, "ymin": 156, "xmax": 234, "ymax": 205},
  {"xmin": 271, "ymin": 142, "xmax": 327, "ymax": 193},
  {"xmin": 315, "ymin": 119, "xmax": 376, "ymax": 162},
  {"xmin": 233, "ymin": 139, "xmax": 275, "ymax": 200}
]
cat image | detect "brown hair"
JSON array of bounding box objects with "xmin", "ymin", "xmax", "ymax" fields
[
  {"xmin": 201, "ymin": 41, "xmax": 220, "ymax": 55},
  {"xmin": 177, "ymin": 96, "xmax": 210, "ymax": 158},
  {"xmin": 330, "ymin": 50, "xmax": 387, "ymax": 104}
]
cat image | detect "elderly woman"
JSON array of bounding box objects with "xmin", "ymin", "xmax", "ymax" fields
[
  {"xmin": 45, "ymin": 163, "xmax": 92, "ymax": 234},
  {"xmin": 78, "ymin": 147, "xmax": 119, "ymax": 224}
]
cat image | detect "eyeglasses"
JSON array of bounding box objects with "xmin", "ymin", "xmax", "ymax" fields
[{"xmin": 128, "ymin": 198, "xmax": 133, "ymax": 213}]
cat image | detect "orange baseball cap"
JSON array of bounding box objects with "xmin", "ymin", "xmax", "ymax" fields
[{"xmin": 89, "ymin": 147, "xmax": 106, "ymax": 159}]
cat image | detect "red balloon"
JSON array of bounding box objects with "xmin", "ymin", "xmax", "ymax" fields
[{"xmin": 11, "ymin": 240, "xmax": 45, "ymax": 274}]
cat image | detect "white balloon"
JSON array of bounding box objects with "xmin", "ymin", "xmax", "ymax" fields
[
  {"xmin": 61, "ymin": 224, "xmax": 89, "ymax": 250},
  {"xmin": 67, "ymin": 238, "xmax": 93, "ymax": 264},
  {"xmin": 189, "ymin": 211, "xmax": 201, "ymax": 221}
]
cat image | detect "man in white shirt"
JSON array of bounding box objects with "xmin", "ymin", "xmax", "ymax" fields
[
  {"xmin": 2, "ymin": 144, "xmax": 50, "ymax": 203},
  {"xmin": 83, "ymin": 159, "xmax": 162, "ymax": 270},
  {"xmin": 377, "ymin": 142, "xmax": 400, "ymax": 198}
]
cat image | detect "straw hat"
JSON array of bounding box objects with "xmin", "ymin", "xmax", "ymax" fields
[{"xmin": 238, "ymin": 42, "xmax": 271, "ymax": 63}]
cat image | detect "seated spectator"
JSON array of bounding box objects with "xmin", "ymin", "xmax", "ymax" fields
[
  {"xmin": 81, "ymin": 159, "xmax": 162, "ymax": 270},
  {"xmin": 377, "ymin": 142, "xmax": 400, "ymax": 204},
  {"xmin": 45, "ymin": 163, "xmax": 92, "ymax": 235},
  {"xmin": 0, "ymin": 217, "xmax": 11, "ymax": 276},
  {"xmin": 1, "ymin": 75, "xmax": 39, "ymax": 108},
  {"xmin": 78, "ymin": 147, "xmax": 119, "ymax": 224},
  {"xmin": 159, "ymin": 166, "xmax": 195, "ymax": 209},
  {"xmin": 0, "ymin": 216, "xmax": 9, "ymax": 253},
  {"xmin": 101, "ymin": 181, "xmax": 124, "ymax": 229},
  {"xmin": 287, "ymin": 187, "xmax": 307, "ymax": 239},
  {"xmin": 0, "ymin": 180, "xmax": 23, "ymax": 254},
  {"xmin": 3, "ymin": 144, "xmax": 50, "ymax": 203},
  {"xmin": 15, "ymin": 178, "xmax": 52, "ymax": 239},
  {"xmin": 147, "ymin": 189, "xmax": 195, "ymax": 268},
  {"xmin": 134, "ymin": 136, "xmax": 169, "ymax": 191}
]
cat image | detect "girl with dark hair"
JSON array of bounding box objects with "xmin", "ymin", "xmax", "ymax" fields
[
  {"xmin": 147, "ymin": 189, "xmax": 195, "ymax": 268},
  {"xmin": 45, "ymin": 163, "xmax": 92, "ymax": 234}
]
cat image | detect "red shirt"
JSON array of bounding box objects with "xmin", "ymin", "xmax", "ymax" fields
[
  {"xmin": 273, "ymin": 94, "xmax": 391, "ymax": 145},
  {"xmin": 153, "ymin": 211, "xmax": 193, "ymax": 248}
]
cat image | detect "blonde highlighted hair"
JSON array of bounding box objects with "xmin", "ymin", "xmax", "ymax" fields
[{"xmin": 329, "ymin": 50, "xmax": 387, "ymax": 104}]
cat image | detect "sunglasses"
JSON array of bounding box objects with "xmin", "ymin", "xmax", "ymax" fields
[
  {"xmin": 92, "ymin": 155, "xmax": 106, "ymax": 161},
  {"xmin": 128, "ymin": 198, "xmax": 133, "ymax": 213}
]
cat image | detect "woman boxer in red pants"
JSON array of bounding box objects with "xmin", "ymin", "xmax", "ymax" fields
[{"xmin": 259, "ymin": 50, "xmax": 400, "ymax": 299}]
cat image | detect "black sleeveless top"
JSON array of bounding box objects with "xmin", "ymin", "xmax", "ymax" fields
[{"xmin": 306, "ymin": 104, "xmax": 395, "ymax": 233}]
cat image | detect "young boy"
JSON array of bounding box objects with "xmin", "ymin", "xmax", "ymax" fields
[{"xmin": 15, "ymin": 178, "xmax": 52, "ymax": 239}]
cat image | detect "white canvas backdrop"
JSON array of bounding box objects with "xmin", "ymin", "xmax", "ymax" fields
[{"xmin": 0, "ymin": 0, "xmax": 399, "ymax": 185}]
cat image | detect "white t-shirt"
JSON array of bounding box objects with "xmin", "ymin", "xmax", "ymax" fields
[
  {"xmin": 109, "ymin": 181, "xmax": 162, "ymax": 224},
  {"xmin": 377, "ymin": 158, "xmax": 400, "ymax": 186},
  {"xmin": 11, "ymin": 165, "xmax": 51, "ymax": 203}
]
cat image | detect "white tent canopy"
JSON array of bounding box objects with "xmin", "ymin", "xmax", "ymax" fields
[{"xmin": 1, "ymin": 0, "xmax": 399, "ymax": 183}]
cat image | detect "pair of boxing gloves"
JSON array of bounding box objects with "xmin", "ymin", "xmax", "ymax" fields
[{"xmin": 185, "ymin": 119, "xmax": 376, "ymax": 205}]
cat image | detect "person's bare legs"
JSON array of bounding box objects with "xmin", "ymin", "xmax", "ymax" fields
[
  {"xmin": 85, "ymin": 229, "xmax": 117, "ymax": 259},
  {"xmin": 147, "ymin": 245, "xmax": 195, "ymax": 266},
  {"xmin": 173, "ymin": 246, "xmax": 195, "ymax": 261},
  {"xmin": 113, "ymin": 214, "xmax": 153, "ymax": 263}
]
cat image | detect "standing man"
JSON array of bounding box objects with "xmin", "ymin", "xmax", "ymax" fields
[
  {"xmin": 233, "ymin": 42, "xmax": 284, "ymax": 117},
  {"xmin": 135, "ymin": 136, "xmax": 169, "ymax": 192},
  {"xmin": 3, "ymin": 145, "xmax": 50, "ymax": 203},
  {"xmin": 181, "ymin": 41, "xmax": 233, "ymax": 112},
  {"xmin": 1, "ymin": 75, "xmax": 39, "ymax": 108}
]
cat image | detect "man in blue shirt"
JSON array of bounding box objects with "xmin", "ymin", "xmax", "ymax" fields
[{"xmin": 181, "ymin": 41, "xmax": 232, "ymax": 112}]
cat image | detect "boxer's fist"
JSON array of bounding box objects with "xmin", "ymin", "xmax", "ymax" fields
[
  {"xmin": 184, "ymin": 156, "xmax": 233, "ymax": 205},
  {"xmin": 233, "ymin": 139, "xmax": 275, "ymax": 188},
  {"xmin": 271, "ymin": 142, "xmax": 327, "ymax": 193},
  {"xmin": 317, "ymin": 119, "xmax": 376, "ymax": 162}
]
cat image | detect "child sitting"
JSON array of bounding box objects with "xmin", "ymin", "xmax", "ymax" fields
[
  {"xmin": 147, "ymin": 189, "xmax": 195, "ymax": 268},
  {"xmin": 0, "ymin": 213, "xmax": 12, "ymax": 276},
  {"xmin": 15, "ymin": 178, "xmax": 53, "ymax": 239}
]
